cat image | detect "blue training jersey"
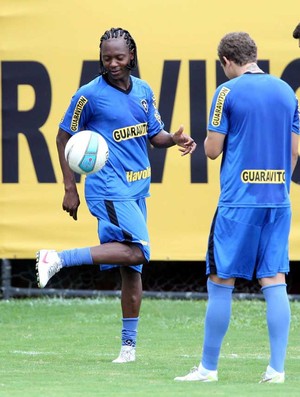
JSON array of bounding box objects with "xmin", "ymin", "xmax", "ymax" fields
[
  {"xmin": 59, "ymin": 75, "xmax": 164, "ymax": 200},
  {"xmin": 208, "ymin": 73, "xmax": 299, "ymax": 207}
]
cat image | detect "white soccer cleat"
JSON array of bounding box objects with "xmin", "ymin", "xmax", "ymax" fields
[
  {"xmin": 36, "ymin": 250, "xmax": 62, "ymax": 288},
  {"xmin": 174, "ymin": 366, "xmax": 218, "ymax": 382},
  {"xmin": 112, "ymin": 346, "xmax": 136, "ymax": 363},
  {"xmin": 259, "ymin": 366, "xmax": 285, "ymax": 383}
]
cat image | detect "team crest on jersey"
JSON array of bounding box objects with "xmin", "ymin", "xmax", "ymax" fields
[{"xmin": 141, "ymin": 99, "xmax": 148, "ymax": 113}]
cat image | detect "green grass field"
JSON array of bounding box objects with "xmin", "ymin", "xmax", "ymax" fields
[{"xmin": 0, "ymin": 298, "xmax": 299, "ymax": 397}]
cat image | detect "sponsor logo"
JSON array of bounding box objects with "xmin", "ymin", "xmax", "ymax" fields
[
  {"xmin": 241, "ymin": 169, "xmax": 286, "ymax": 183},
  {"xmin": 154, "ymin": 110, "xmax": 162, "ymax": 125},
  {"xmin": 113, "ymin": 123, "xmax": 147, "ymax": 142},
  {"xmin": 41, "ymin": 251, "xmax": 49, "ymax": 264},
  {"xmin": 212, "ymin": 87, "xmax": 230, "ymax": 127},
  {"xmin": 70, "ymin": 96, "xmax": 88, "ymax": 132},
  {"xmin": 126, "ymin": 166, "xmax": 151, "ymax": 182},
  {"xmin": 152, "ymin": 95, "xmax": 157, "ymax": 108}
]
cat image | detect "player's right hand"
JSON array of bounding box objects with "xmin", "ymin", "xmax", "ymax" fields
[{"xmin": 62, "ymin": 190, "xmax": 80, "ymax": 221}]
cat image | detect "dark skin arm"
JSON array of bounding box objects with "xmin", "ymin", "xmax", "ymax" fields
[
  {"xmin": 150, "ymin": 125, "xmax": 196, "ymax": 154},
  {"xmin": 56, "ymin": 128, "xmax": 80, "ymax": 220}
]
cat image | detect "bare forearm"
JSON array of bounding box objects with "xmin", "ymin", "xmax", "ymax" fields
[
  {"xmin": 204, "ymin": 131, "xmax": 225, "ymax": 159},
  {"xmin": 56, "ymin": 129, "xmax": 77, "ymax": 189},
  {"xmin": 150, "ymin": 130, "xmax": 176, "ymax": 148},
  {"xmin": 150, "ymin": 126, "xmax": 196, "ymax": 155}
]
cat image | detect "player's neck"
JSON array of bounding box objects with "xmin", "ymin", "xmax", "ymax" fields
[
  {"xmin": 243, "ymin": 62, "xmax": 264, "ymax": 74},
  {"xmin": 106, "ymin": 74, "xmax": 131, "ymax": 91}
]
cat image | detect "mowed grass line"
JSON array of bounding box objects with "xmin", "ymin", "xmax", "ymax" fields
[{"xmin": 0, "ymin": 298, "xmax": 299, "ymax": 397}]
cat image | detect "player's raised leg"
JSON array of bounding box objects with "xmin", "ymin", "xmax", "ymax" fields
[{"xmin": 36, "ymin": 243, "xmax": 145, "ymax": 288}]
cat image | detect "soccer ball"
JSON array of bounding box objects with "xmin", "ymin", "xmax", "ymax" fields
[{"xmin": 64, "ymin": 130, "xmax": 109, "ymax": 175}]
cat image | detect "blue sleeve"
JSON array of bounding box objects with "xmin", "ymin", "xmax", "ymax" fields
[
  {"xmin": 208, "ymin": 85, "xmax": 231, "ymax": 135},
  {"xmin": 293, "ymin": 96, "xmax": 300, "ymax": 135},
  {"xmin": 145, "ymin": 85, "xmax": 164, "ymax": 138},
  {"xmin": 59, "ymin": 86, "xmax": 94, "ymax": 134}
]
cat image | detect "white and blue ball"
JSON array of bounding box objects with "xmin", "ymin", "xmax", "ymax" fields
[{"xmin": 64, "ymin": 130, "xmax": 109, "ymax": 175}]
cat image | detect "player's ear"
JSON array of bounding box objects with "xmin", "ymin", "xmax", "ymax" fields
[
  {"xmin": 130, "ymin": 49, "xmax": 134, "ymax": 61},
  {"xmin": 223, "ymin": 56, "xmax": 229, "ymax": 66}
]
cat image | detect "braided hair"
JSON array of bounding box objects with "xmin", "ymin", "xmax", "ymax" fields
[{"xmin": 99, "ymin": 27, "xmax": 138, "ymax": 75}]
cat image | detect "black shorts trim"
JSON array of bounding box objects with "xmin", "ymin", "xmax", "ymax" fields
[
  {"xmin": 104, "ymin": 200, "xmax": 133, "ymax": 242},
  {"xmin": 207, "ymin": 208, "xmax": 218, "ymax": 275}
]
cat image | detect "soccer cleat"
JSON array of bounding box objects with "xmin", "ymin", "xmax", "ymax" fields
[
  {"xmin": 259, "ymin": 368, "xmax": 285, "ymax": 383},
  {"xmin": 112, "ymin": 346, "xmax": 136, "ymax": 363},
  {"xmin": 174, "ymin": 366, "xmax": 218, "ymax": 382},
  {"xmin": 36, "ymin": 250, "xmax": 62, "ymax": 288}
]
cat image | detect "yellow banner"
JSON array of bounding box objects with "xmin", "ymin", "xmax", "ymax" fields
[{"xmin": 0, "ymin": 0, "xmax": 299, "ymax": 259}]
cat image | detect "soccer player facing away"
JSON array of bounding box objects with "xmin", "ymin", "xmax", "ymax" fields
[
  {"xmin": 36, "ymin": 27, "xmax": 196, "ymax": 363},
  {"xmin": 175, "ymin": 32, "xmax": 299, "ymax": 383},
  {"xmin": 293, "ymin": 22, "xmax": 300, "ymax": 46}
]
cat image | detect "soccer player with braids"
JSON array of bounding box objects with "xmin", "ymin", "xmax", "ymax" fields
[
  {"xmin": 175, "ymin": 32, "xmax": 299, "ymax": 383},
  {"xmin": 36, "ymin": 27, "xmax": 196, "ymax": 363}
]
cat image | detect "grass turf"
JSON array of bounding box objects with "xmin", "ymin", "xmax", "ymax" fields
[{"xmin": 0, "ymin": 298, "xmax": 299, "ymax": 397}]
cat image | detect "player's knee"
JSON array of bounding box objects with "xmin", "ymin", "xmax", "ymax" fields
[{"xmin": 126, "ymin": 244, "xmax": 146, "ymax": 265}]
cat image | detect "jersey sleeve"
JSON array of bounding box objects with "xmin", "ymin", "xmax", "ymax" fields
[
  {"xmin": 59, "ymin": 86, "xmax": 93, "ymax": 134},
  {"xmin": 144, "ymin": 85, "xmax": 164, "ymax": 139},
  {"xmin": 208, "ymin": 85, "xmax": 231, "ymax": 135},
  {"xmin": 293, "ymin": 96, "xmax": 300, "ymax": 135}
]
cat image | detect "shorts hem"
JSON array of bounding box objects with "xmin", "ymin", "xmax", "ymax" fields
[{"xmin": 206, "ymin": 271, "xmax": 253, "ymax": 281}]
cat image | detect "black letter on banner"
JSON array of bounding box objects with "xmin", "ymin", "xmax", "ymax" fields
[
  {"xmin": 148, "ymin": 61, "xmax": 181, "ymax": 183},
  {"xmin": 189, "ymin": 61, "xmax": 207, "ymax": 183},
  {"xmin": 281, "ymin": 59, "xmax": 300, "ymax": 185},
  {"xmin": 79, "ymin": 61, "xmax": 100, "ymax": 87},
  {"xmin": 2, "ymin": 61, "xmax": 55, "ymax": 182},
  {"xmin": 216, "ymin": 60, "xmax": 228, "ymax": 86}
]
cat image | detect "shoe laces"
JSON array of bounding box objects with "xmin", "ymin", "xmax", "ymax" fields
[
  {"xmin": 47, "ymin": 262, "xmax": 61, "ymax": 277},
  {"xmin": 189, "ymin": 366, "xmax": 199, "ymax": 374}
]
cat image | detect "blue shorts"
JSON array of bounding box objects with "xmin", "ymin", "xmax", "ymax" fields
[
  {"xmin": 206, "ymin": 206, "xmax": 291, "ymax": 280},
  {"xmin": 86, "ymin": 198, "xmax": 150, "ymax": 273}
]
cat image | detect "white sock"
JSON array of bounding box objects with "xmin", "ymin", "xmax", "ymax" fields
[
  {"xmin": 198, "ymin": 362, "xmax": 217, "ymax": 374},
  {"xmin": 266, "ymin": 365, "xmax": 283, "ymax": 375}
]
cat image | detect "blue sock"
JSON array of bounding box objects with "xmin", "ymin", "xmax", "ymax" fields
[
  {"xmin": 121, "ymin": 317, "xmax": 139, "ymax": 347},
  {"xmin": 201, "ymin": 279, "xmax": 234, "ymax": 371},
  {"xmin": 261, "ymin": 283, "xmax": 290, "ymax": 373},
  {"xmin": 58, "ymin": 248, "xmax": 93, "ymax": 267}
]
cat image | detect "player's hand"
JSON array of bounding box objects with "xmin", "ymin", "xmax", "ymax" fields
[
  {"xmin": 172, "ymin": 125, "xmax": 197, "ymax": 156},
  {"xmin": 62, "ymin": 188, "xmax": 80, "ymax": 221}
]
